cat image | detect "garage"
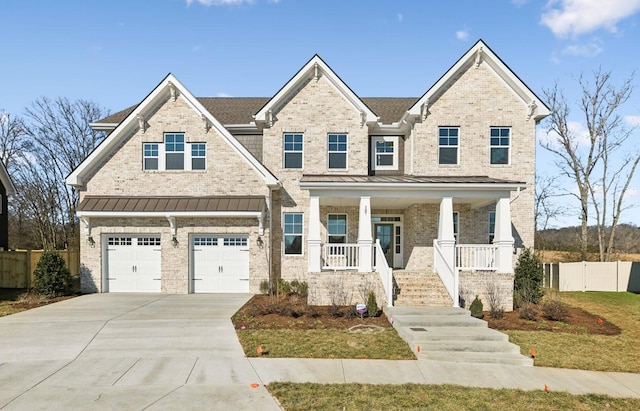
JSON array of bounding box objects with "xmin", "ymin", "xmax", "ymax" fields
[
  {"xmin": 191, "ymin": 235, "xmax": 250, "ymax": 293},
  {"xmin": 105, "ymin": 235, "xmax": 162, "ymax": 292}
]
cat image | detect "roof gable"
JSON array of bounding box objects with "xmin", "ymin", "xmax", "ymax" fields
[
  {"xmin": 408, "ymin": 40, "xmax": 550, "ymax": 122},
  {"xmin": 254, "ymin": 55, "xmax": 379, "ymax": 127},
  {"xmin": 67, "ymin": 74, "xmax": 278, "ymax": 187},
  {"xmin": 0, "ymin": 162, "xmax": 16, "ymax": 196}
]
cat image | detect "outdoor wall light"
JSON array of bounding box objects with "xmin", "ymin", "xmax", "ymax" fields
[
  {"xmin": 256, "ymin": 236, "xmax": 264, "ymax": 248},
  {"xmin": 87, "ymin": 236, "xmax": 95, "ymax": 247},
  {"xmin": 171, "ymin": 236, "xmax": 179, "ymax": 247}
]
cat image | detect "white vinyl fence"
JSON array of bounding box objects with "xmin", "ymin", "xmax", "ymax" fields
[{"xmin": 543, "ymin": 261, "xmax": 640, "ymax": 292}]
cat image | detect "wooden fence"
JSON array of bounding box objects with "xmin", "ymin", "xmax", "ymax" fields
[
  {"xmin": 543, "ymin": 261, "xmax": 640, "ymax": 293},
  {"xmin": 0, "ymin": 249, "xmax": 80, "ymax": 289}
]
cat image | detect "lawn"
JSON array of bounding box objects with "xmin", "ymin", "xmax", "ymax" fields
[
  {"xmin": 0, "ymin": 288, "xmax": 29, "ymax": 316},
  {"xmin": 504, "ymin": 292, "xmax": 640, "ymax": 373},
  {"xmin": 267, "ymin": 383, "xmax": 640, "ymax": 411}
]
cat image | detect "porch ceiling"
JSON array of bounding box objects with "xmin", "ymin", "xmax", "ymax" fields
[{"xmin": 319, "ymin": 196, "xmax": 498, "ymax": 209}]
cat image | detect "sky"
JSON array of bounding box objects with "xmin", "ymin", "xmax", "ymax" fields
[{"xmin": 2, "ymin": 0, "xmax": 640, "ymax": 228}]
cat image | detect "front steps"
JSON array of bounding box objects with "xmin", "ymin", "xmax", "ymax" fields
[
  {"xmin": 385, "ymin": 306, "xmax": 533, "ymax": 366},
  {"xmin": 393, "ymin": 270, "xmax": 452, "ymax": 306}
]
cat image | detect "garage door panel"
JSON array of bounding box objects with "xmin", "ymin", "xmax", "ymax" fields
[
  {"xmin": 106, "ymin": 236, "xmax": 161, "ymax": 293},
  {"xmin": 192, "ymin": 235, "xmax": 249, "ymax": 293}
]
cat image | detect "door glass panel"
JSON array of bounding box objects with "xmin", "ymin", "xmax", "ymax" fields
[{"xmin": 375, "ymin": 224, "xmax": 394, "ymax": 267}]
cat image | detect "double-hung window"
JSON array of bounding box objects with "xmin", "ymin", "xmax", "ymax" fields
[
  {"xmin": 191, "ymin": 143, "xmax": 206, "ymax": 170},
  {"xmin": 490, "ymin": 128, "xmax": 510, "ymax": 165},
  {"xmin": 439, "ymin": 127, "xmax": 459, "ymax": 165},
  {"xmin": 327, "ymin": 214, "xmax": 347, "ymax": 244},
  {"xmin": 143, "ymin": 143, "xmax": 159, "ymax": 170},
  {"xmin": 283, "ymin": 213, "xmax": 303, "ymax": 255},
  {"xmin": 283, "ymin": 133, "xmax": 303, "ymax": 169},
  {"xmin": 488, "ymin": 211, "xmax": 496, "ymax": 243},
  {"xmin": 328, "ymin": 133, "xmax": 348, "ymax": 169},
  {"xmin": 165, "ymin": 133, "xmax": 185, "ymax": 170},
  {"xmin": 371, "ymin": 136, "xmax": 398, "ymax": 170}
]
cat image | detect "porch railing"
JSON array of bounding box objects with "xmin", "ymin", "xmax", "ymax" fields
[
  {"xmin": 322, "ymin": 243, "xmax": 360, "ymax": 269},
  {"xmin": 373, "ymin": 239, "xmax": 394, "ymax": 307},
  {"xmin": 455, "ymin": 244, "xmax": 498, "ymax": 270},
  {"xmin": 433, "ymin": 239, "xmax": 458, "ymax": 307}
]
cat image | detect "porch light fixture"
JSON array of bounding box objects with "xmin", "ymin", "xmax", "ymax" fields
[
  {"xmin": 256, "ymin": 236, "xmax": 264, "ymax": 248},
  {"xmin": 171, "ymin": 236, "xmax": 179, "ymax": 247},
  {"xmin": 87, "ymin": 236, "xmax": 95, "ymax": 247}
]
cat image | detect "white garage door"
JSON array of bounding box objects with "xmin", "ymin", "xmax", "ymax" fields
[
  {"xmin": 106, "ymin": 236, "xmax": 162, "ymax": 292},
  {"xmin": 192, "ymin": 235, "xmax": 250, "ymax": 293}
]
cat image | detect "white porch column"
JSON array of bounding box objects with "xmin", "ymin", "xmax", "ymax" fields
[
  {"xmin": 308, "ymin": 196, "xmax": 322, "ymax": 273},
  {"xmin": 494, "ymin": 197, "xmax": 515, "ymax": 273},
  {"xmin": 357, "ymin": 196, "xmax": 373, "ymax": 272},
  {"xmin": 437, "ymin": 197, "xmax": 456, "ymax": 267}
]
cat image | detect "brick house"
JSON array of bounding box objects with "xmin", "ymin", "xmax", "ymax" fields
[{"xmin": 67, "ymin": 40, "xmax": 549, "ymax": 310}]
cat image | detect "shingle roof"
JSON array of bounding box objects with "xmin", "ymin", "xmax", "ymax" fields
[
  {"xmin": 95, "ymin": 97, "xmax": 418, "ymax": 126},
  {"xmin": 78, "ymin": 196, "xmax": 265, "ymax": 213}
]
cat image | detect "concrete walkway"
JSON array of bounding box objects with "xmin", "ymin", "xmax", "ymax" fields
[{"xmin": 1, "ymin": 294, "xmax": 639, "ymax": 410}]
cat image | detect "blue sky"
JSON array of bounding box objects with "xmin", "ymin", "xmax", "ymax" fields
[{"xmin": 2, "ymin": 0, "xmax": 640, "ymax": 227}]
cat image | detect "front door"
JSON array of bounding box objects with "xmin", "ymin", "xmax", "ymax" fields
[{"xmin": 374, "ymin": 223, "xmax": 394, "ymax": 267}]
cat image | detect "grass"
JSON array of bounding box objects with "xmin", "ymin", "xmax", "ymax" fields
[
  {"xmin": 506, "ymin": 292, "xmax": 640, "ymax": 373},
  {"xmin": 267, "ymin": 383, "xmax": 640, "ymax": 411},
  {"xmin": 237, "ymin": 328, "xmax": 415, "ymax": 359},
  {"xmin": 0, "ymin": 288, "xmax": 30, "ymax": 317}
]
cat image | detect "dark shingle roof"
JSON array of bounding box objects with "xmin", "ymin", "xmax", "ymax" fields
[{"xmin": 95, "ymin": 97, "xmax": 418, "ymax": 126}]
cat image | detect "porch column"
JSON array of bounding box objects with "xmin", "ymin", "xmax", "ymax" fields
[
  {"xmin": 357, "ymin": 196, "xmax": 373, "ymax": 272},
  {"xmin": 437, "ymin": 197, "xmax": 456, "ymax": 267},
  {"xmin": 308, "ymin": 195, "xmax": 322, "ymax": 272},
  {"xmin": 494, "ymin": 197, "xmax": 514, "ymax": 273}
]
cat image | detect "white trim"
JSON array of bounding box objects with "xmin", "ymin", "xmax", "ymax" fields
[
  {"xmin": 283, "ymin": 211, "xmax": 305, "ymax": 256},
  {"xmin": 438, "ymin": 127, "xmax": 460, "ymax": 166},
  {"xmin": 283, "ymin": 132, "xmax": 304, "ymax": 170},
  {"xmin": 489, "ymin": 127, "xmax": 511, "ymax": 166},
  {"xmin": 327, "ymin": 213, "xmax": 348, "ymax": 244},
  {"xmin": 327, "ymin": 133, "xmax": 348, "ymax": 171},
  {"xmin": 371, "ymin": 136, "xmax": 399, "ymax": 171},
  {"xmin": 0, "ymin": 162, "xmax": 16, "ymax": 197},
  {"xmin": 371, "ymin": 214, "xmax": 403, "ymax": 269}
]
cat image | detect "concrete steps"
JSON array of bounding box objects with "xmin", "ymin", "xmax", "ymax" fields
[
  {"xmin": 393, "ymin": 270, "xmax": 453, "ymax": 307},
  {"xmin": 385, "ymin": 306, "xmax": 533, "ymax": 366}
]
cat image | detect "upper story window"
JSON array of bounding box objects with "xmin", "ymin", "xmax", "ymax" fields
[
  {"xmin": 488, "ymin": 211, "xmax": 496, "ymax": 243},
  {"xmin": 439, "ymin": 127, "xmax": 459, "ymax": 165},
  {"xmin": 283, "ymin": 212, "xmax": 303, "ymax": 255},
  {"xmin": 327, "ymin": 214, "xmax": 347, "ymax": 244},
  {"xmin": 371, "ymin": 136, "xmax": 398, "ymax": 170},
  {"xmin": 143, "ymin": 143, "xmax": 159, "ymax": 170},
  {"xmin": 191, "ymin": 143, "xmax": 206, "ymax": 170},
  {"xmin": 283, "ymin": 133, "xmax": 303, "ymax": 169},
  {"xmin": 328, "ymin": 133, "xmax": 348, "ymax": 169},
  {"xmin": 165, "ymin": 133, "xmax": 185, "ymax": 170},
  {"xmin": 142, "ymin": 133, "xmax": 205, "ymax": 171},
  {"xmin": 490, "ymin": 128, "xmax": 510, "ymax": 165}
]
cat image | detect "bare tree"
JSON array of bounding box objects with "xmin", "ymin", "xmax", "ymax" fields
[
  {"xmin": 0, "ymin": 110, "xmax": 31, "ymax": 171},
  {"xmin": 534, "ymin": 173, "xmax": 568, "ymax": 254},
  {"xmin": 14, "ymin": 97, "xmax": 109, "ymax": 249},
  {"xmin": 542, "ymin": 68, "xmax": 639, "ymax": 261}
]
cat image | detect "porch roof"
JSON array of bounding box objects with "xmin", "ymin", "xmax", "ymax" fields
[{"xmin": 300, "ymin": 175, "xmax": 524, "ymax": 185}]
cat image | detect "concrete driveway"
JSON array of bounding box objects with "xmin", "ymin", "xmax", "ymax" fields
[{"xmin": 0, "ymin": 293, "xmax": 281, "ymax": 410}]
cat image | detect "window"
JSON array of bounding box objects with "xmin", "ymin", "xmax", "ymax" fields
[
  {"xmin": 371, "ymin": 136, "xmax": 398, "ymax": 170},
  {"xmin": 453, "ymin": 211, "xmax": 459, "ymax": 243},
  {"xmin": 439, "ymin": 128, "xmax": 459, "ymax": 165},
  {"xmin": 165, "ymin": 133, "xmax": 185, "ymax": 170},
  {"xmin": 490, "ymin": 128, "xmax": 510, "ymax": 165},
  {"xmin": 191, "ymin": 143, "xmax": 206, "ymax": 170},
  {"xmin": 283, "ymin": 133, "xmax": 303, "ymax": 169},
  {"xmin": 224, "ymin": 237, "xmax": 248, "ymax": 246},
  {"xmin": 143, "ymin": 143, "xmax": 159, "ymax": 170},
  {"xmin": 283, "ymin": 213, "xmax": 303, "ymax": 255},
  {"xmin": 489, "ymin": 211, "xmax": 496, "ymax": 243},
  {"xmin": 327, "ymin": 214, "xmax": 347, "ymax": 243},
  {"xmin": 328, "ymin": 133, "xmax": 348, "ymax": 169}
]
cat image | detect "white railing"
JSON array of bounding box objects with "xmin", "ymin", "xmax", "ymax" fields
[
  {"xmin": 433, "ymin": 240, "xmax": 458, "ymax": 307},
  {"xmin": 373, "ymin": 239, "xmax": 394, "ymax": 307},
  {"xmin": 322, "ymin": 243, "xmax": 360, "ymax": 269},
  {"xmin": 455, "ymin": 244, "xmax": 498, "ymax": 270}
]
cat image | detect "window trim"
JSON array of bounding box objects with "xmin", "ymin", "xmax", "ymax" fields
[
  {"xmin": 490, "ymin": 127, "xmax": 511, "ymax": 165},
  {"xmin": 283, "ymin": 133, "xmax": 304, "ymax": 170},
  {"xmin": 143, "ymin": 143, "xmax": 159, "ymax": 171},
  {"xmin": 327, "ymin": 213, "xmax": 348, "ymax": 244},
  {"xmin": 371, "ymin": 136, "xmax": 399, "ymax": 171},
  {"xmin": 165, "ymin": 132, "xmax": 185, "ymax": 170},
  {"xmin": 438, "ymin": 127, "xmax": 459, "ymax": 166},
  {"xmin": 453, "ymin": 211, "xmax": 459, "ymax": 243},
  {"xmin": 327, "ymin": 133, "xmax": 348, "ymax": 170},
  {"xmin": 488, "ymin": 211, "xmax": 496, "ymax": 243},
  {"xmin": 283, "ymin": 212, "xmax": 304, "ymax": 255},
  {"xmin": 191, "ymin": 142, "xmax": 207, "ymax": 171}
]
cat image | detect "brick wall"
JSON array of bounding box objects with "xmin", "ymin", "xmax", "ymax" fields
[
  {"xmin": 307, "ymin": 271, "xmax": 388, "ymax": 307},
  {"xmin": 459, "ymin": 270, "xmax": 515, "ymax": 312}
]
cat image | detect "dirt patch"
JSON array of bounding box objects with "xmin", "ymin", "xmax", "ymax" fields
[
  {"xmin": 485, "ymin": 305, "xmax": 621, "ymax": 335},
  {"xmin": 12, "ymin": 295, "xmax": 75, "ymax": 310},
  {"xmin": 232, "ymin": 294, "xmax": 392, "ymax": 330}
]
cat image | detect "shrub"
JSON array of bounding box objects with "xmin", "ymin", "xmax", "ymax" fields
[
  {"xmin": 514, "ymin": 248, "xmax": 544, "ymax": 305},
  {"xmin": 469, "ymin": 296, "xmax": 484, "ymax": 319},
  {"xmin": 259, "ymin": 279, "xmax": 270, "ymax": 294},
  {"xmin": 542, "ymin": 298, "xmax": 569, "ymax": 322},
  {"xmin": 485, "ymin": 277, "xmax": 505, "ymax": 319},
  {"xmin": 32, "ymin": 251, "xmax": 73, "ymax": 298},
  {"xmin": 519, "ymin": 302, "xmax": 538, "ymax": 321},
  {"xmin": 366, "ymin": 291, "xmax": 379, "ymax": 318},
  {"xmin": 277, "ymin": 278, "xmax": 291, "ymax": 295},
  {"xmin": 290, "ymin": 279, "xmax": 308, "ymax": 297}
]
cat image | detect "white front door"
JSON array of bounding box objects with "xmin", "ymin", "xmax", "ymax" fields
[
  {"xmin": 191, "ymin": 235, "xmax": 250, "ymax": 293},
  {"xmin": 105, "ymin": 236, "xmax": 162, "ymax": 292}
]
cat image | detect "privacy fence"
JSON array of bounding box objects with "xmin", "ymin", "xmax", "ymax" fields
[
  {"xmin": 0, "ymin": 249, "xmax": 80, "ymax": 288},
  {"xmin": 543, "ymin": 261, "xmax": 640, "ymax": 293}
]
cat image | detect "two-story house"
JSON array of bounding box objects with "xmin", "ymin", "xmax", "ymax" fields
[{"xmin": 67, "ymin": 40, "xmax": 549, "ymax": 310}]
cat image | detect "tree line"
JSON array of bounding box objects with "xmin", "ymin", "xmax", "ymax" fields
[{"xmin": 0, "ymin": 98, "xmax": 108, "ymax": 250}]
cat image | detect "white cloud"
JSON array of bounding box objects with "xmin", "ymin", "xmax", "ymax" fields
[
  {"xmin": 541, "ymin": 0, "xmax": 640, "ymax": 38},
  {"xmin": 562, "ymin": 38, "xmax": 603, "ymax": 57},
  {"xmin": 186, "ymin": 0, "xmax": 255, "ymax": 5},
  {"xmin": 625, "ymin": 115, "xmax": 640, "ymax": 126},
  {"xmin": 217, "ymin": 92, "xmax": 232, "ymax": 97},
  {"xmin": 539, "ymin": 121, "xmax": 592, "ymax": 148},
  {"xmin": 456, "ymin": 30, "xmax": 469, "ymax": 40}
]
